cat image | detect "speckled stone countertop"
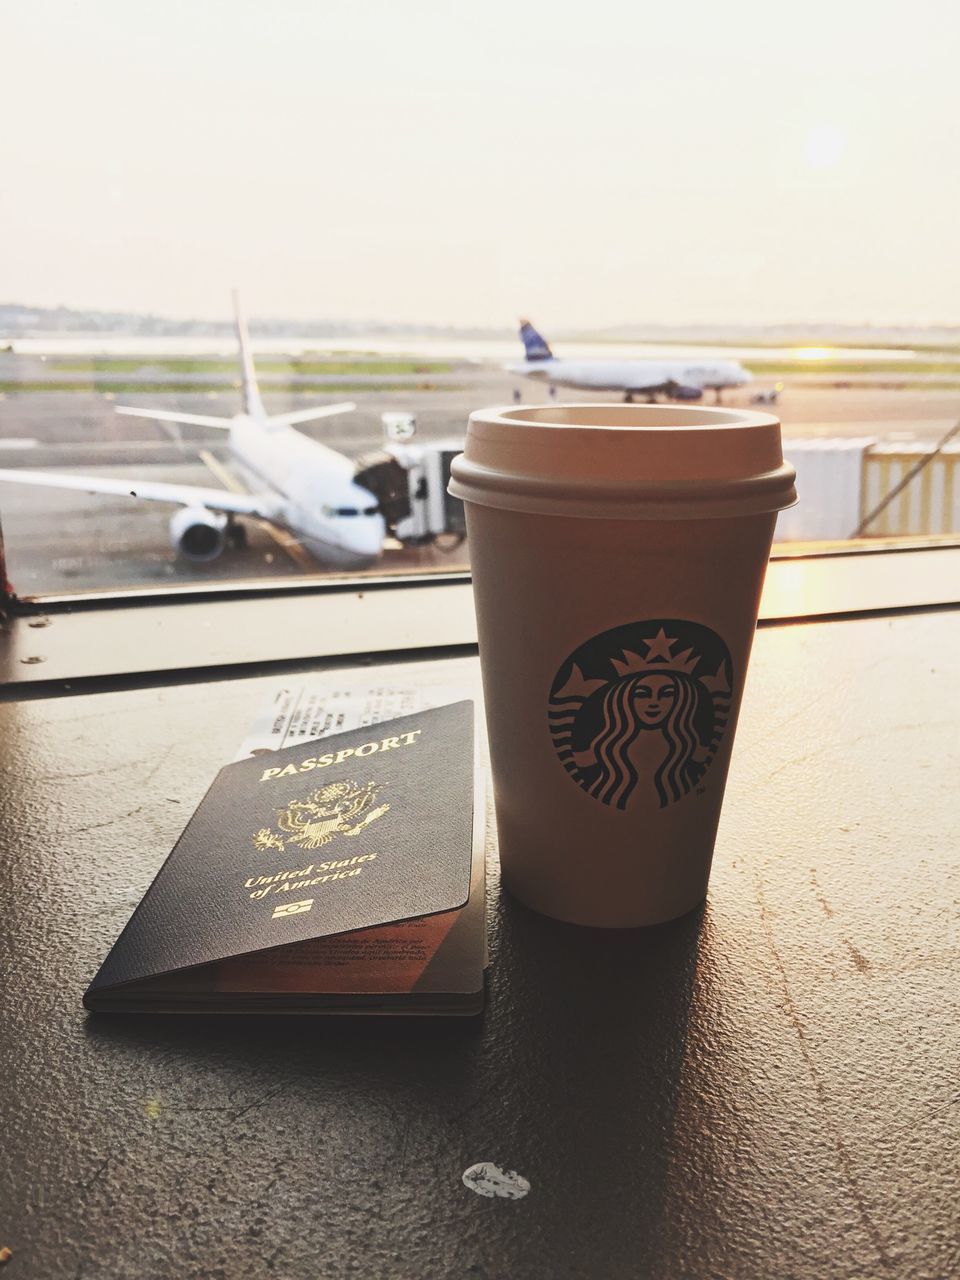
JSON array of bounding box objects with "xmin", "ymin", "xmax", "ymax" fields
[{"xmin": 1, "ymin": 611, "xmax": 958, "ymax": 1279}]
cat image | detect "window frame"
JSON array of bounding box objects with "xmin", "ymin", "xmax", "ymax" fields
[{"xmin": 2, "ymin": 538, "xmax": 958, "ymax": 693}]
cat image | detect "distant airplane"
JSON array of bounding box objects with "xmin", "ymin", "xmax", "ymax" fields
[
  {"xmin": 509, "ymin": 320, "xmax": 752, "ymax": 403},
  {"xmin": 0, "ymin": 294, "xmax": 386, "ymax": 567}
]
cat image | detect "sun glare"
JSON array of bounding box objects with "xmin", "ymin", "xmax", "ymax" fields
[{"xmin": 792, "ymin": 347, "xmax": 838, "ymax": 361}]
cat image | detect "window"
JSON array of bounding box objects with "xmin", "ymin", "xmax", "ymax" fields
[{"xmin": 1, "ymin": 4, "xmax": 958, "ymax": 608}]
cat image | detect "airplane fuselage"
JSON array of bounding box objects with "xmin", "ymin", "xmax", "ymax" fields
[
  {"xmin": 228, "ymin": 414, "xmax": 385, "ymax": 568},
  {"xmin": 509, "ymin": 357, "xmax": 751, "ymax": 396}
]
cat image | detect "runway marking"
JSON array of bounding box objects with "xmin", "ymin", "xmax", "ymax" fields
[
  {"xmin": 196, "ymin": 448, "xmax": 314, "ymax": 571},
  {"xmin": 0, "ymin": 437, "xmax": 38, "ymax": 449},
  {"xmin": 787, "ymin": 419, "xmax": 953, "ymax": 436}
]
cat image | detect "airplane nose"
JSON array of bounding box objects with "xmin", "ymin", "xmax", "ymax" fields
[
  {"xmin": 339, "ymin": 514, "xmax": 386, "ymax": 560},
  {"xmin": 359, "ymin": 516, "xmax": 386, "ymax": 556}
]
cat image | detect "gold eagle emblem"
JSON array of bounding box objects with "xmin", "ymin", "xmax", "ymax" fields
[{"xmin": 253, "ymin": 779, "xmax": 389, "ymax": 853}]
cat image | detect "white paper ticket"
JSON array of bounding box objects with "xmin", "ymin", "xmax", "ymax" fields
[{"xmin": 234, "ymin": 681, "xmax": 467, "ymax": 760}]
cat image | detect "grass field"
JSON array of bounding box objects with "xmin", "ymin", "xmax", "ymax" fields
[
  {"xmin": 43, "ymin": 357, "xmax": 454, "ymax": 376},
  {"xmin": 0, "ymin": 380, "xmax": 462, "ymax": 395},
  {"xmin": 40, "ymin": 354, "xmax": 960, "ymax": 378},
  {"xmin": 746, "ymin": 359, "xmax": 960, "ymax": 376},
  {"xmin": 575, "ymin": 337, "xmax": 960, "ymax": 355},
  {"xmin": 5, "ymin": 349, "xmax": 960, "ymax": 395}
]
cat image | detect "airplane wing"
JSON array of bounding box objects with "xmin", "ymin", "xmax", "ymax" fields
[
  {"xmin": 0, "ymin": 467, "xmax": 269, "ymax": 516},
  {"xmin": 115, "ymin": 406, "xmax": 234, "ymax": 428}
]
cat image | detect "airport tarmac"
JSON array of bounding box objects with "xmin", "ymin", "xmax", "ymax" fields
[{"xmin": 1, "ymin": 363, "xmax": 958, "ymax": 599}]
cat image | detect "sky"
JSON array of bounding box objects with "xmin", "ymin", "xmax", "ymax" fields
[{"xmin": 1, "ymin": 0, "xmax": 959, "ymax": 328}]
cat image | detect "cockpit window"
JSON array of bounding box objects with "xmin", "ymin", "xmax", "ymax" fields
[{"xmin": 327, "ymin": 505, "xmax": 380, "ymax": 518}]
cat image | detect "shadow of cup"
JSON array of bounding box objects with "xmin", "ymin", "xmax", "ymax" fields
[{"xmin": 472, "ymin": 886, "xmax": 707, "ymax": 1267}]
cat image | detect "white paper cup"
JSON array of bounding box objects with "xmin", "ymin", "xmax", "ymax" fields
[{"xmin": 449, "ymin": 404, "xmax": 796, "ymax": 927}]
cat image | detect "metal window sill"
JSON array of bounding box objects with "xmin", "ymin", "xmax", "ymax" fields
[{"xmin": 1, "ymin": 545, "xmax": 958, "ymax": 695}]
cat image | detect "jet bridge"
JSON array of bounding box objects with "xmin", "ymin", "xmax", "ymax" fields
[{"xmin": 353, "ymin": 437, "xmax": 466, "ymax": 547}]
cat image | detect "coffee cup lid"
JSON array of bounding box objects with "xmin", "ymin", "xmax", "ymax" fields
[{"xmin": 448, "ymin": 404, "xmax": 797, "ymax": 520}]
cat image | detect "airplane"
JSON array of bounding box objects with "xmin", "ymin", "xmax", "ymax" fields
[
  {"xmin": 0, "ymin": 294, "xmax": 386, "ymax": 568},
  {"xmin": 508, "ymin": 320, "xmax": 752, "ymax": 403}
]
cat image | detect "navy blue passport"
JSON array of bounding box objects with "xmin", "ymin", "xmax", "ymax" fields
[{"xmin": 84, "ymin": 702, "xmax": 484, "ymax": 1015}]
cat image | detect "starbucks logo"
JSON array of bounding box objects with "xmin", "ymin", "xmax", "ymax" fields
[{"xmin": 548, "ymin": 619, "xmax": 733, "ymax": 811}]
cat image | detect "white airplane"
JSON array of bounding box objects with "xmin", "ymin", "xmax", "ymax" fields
[
  {"xmin": 0, "ymin": 294, "xmax": 386, "ymax": 568},
  {"xmin": 509, "ymin": 320, "xmax": 752, "ymax": 403}
]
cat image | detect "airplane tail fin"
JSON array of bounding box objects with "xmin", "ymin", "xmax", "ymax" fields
[
  {"xmin": 233, "ymin": 289, "xmax": 264, "ymax": 417},
  {"xmin": 117, "ymin": 296, "xmax": 354, "ymax": 434},
  {"xmin": 518, "ymin": 318, "xmax": 553, "ymax": 361}
]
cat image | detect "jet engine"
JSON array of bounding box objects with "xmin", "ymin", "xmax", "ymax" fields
[
  {"xmin": 169, "ymin": 506, "xmax": 229, "ymax": 562},
  {"xmin": 667, "ymin": 383, "xmax": 703, "ymax": 401}
]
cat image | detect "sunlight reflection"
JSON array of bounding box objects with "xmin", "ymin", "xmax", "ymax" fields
[{"xmin": 791, "ymin": 347, "xmax": 839, "ymax": 361}]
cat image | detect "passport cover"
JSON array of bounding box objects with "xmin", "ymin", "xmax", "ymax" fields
[{"xmin": 84, "ymin": 702, "xmax": 479, "ymax": 1013}]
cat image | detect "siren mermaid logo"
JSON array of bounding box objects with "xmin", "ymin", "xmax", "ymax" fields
[{"xmin": 548, "ymin": 620, "xmax": 733, "ymax": 810}]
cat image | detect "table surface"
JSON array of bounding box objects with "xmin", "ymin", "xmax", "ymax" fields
[{"xmin": 1, "ymin": 609, "xmax": 958, "ymax": 1280}]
